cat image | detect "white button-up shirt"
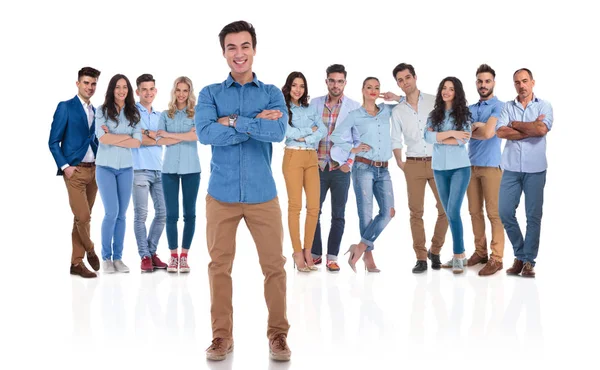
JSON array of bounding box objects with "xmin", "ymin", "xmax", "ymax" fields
[{"xmin": 391, "ymin": 92, "xmax": 435, "ymax": 158}]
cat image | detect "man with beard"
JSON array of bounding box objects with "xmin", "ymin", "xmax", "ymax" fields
[{"xmin": 466, "ymin": 64, "xmax": 506, "ymax": 276}]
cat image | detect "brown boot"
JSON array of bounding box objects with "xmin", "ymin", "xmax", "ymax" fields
[
  {"xmin": 87, "ymin": 250, "xmax": 100, "ymax": 271},
  {"xmin": 269, "ymin": 334, "xmax": 291, "ymax": 361},
  {"xmin": 70, "ymin": 262, "xmax": 97, "ymax": 278},
  {"xmin": 467, "ymin": 252, "xmax": 488, "ymax": 266},
  {"xmin": 521, "ymin": 262, "xmax": 535, "ymax": 278},
  {"xmin": 506, "ymin": 258, "xmax": 524, "ymax": 275},
  {"xmin": 206, "ymin": 338, "xmax": 233, "ymax": 361},
  {"xmin": 478, "ymin": 259, "xmax": 503, "ymax": 276}
]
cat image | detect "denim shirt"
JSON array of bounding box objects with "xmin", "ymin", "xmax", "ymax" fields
[
  {"xmin": 158, "ymin": 109, "xmax": 201, "ymax": 175},
  {"xmin": 424, "ymin": 110, "xmax": 472, "ymax": 170},
  {"xmin": 284, "ymin": 103, "xmax": 327, "ymax": 149},
  {"xmin": 132, "ymin": 103, "xmax": 163, "ymax": 171},
  {"xmin": 330, "ymin": 103, "xmax": 393, "ymax": 162},
  {"xmin": 195, "ymin": 73, "xmax": 287, "ymax": 204},
  {"xmin": 95, "ymin": 105, "xmax": 142, "ymax": 169},
  {"xmin": 468, "ymin": 96, "xmax": 504, "ymax": 167}
]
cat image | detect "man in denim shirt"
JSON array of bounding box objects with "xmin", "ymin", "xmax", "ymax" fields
[
  {"xmin": 496, "ymin": 68, "xmax": 553, "ymax": 278},
  {"xmin": 195, "ymin": 21, "xmax": 291, "ymax": 362}
]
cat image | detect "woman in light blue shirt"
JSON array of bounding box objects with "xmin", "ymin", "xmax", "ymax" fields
[
  {"xmin": 331, "ymin": 77, "xmax": 394, "ymax": 273},
  {"xmin": 423, "ymin": 77, "xmax": 472, "ymax": 273},
  {"xmin": 95, "ymin": 74, "xmax": 142, "ymax": 274},
  {"xmin": 156, "ymin": 76, "xmax": 200, "ymax": 273},
  {"xmin": 281, "ymin": 71, "xmax": 326, "ymax": 272}
]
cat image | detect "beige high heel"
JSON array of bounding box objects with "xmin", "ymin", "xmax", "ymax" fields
[
  {"xmin": 303, "ymin": 249, "xmax": 318, "ymax": 271},
  {"xmin": 344, "ymin": 244, "xmax": 358, "ymax": 273},
  {"xmin": 292, "ymin": 252, "xmax": 310, "ymax": 272},
  {"xmin": 362, "ymin": 256, "xmax": 381, "ymax": 273}
]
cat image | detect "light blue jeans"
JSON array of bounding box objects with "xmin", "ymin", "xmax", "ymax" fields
[
  {"xmin": 433, "ymin": 166, "xmax": 471, "ymax": 255},
  {"xmin": 352, "ymin": 162, "xmax": 395, "ymax": 251},
  {"xmin": 96, "ymin": 165, "xmax": 134, "ymax": 261},
  {"xmin": 132, "ymin": 170, "xmax": 166, "ymax": 258}
]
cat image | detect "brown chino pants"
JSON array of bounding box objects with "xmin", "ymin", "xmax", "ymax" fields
[
  {"xmin": 466, "ymin": 166, "xmax": 504, "ymax": 260},
  {"xmin": 403, "ymin": 159, "xmax": 448, "ymax": 260},
  {"xmin": 62, "ymin": 165, "xmax": 97, "ymax": 265},
  {"xmin": 206, "ymin": 194, "xmax": 290, "ymax": 340}
]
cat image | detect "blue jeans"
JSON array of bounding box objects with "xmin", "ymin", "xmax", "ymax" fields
[
  {"xmin": 311, "ymin": 164, "xmax": 351, "ymax": 261},
  {"xmin": 499, "ymin": 170, "xmax": 546, "ymax": 266},
  {"xmin": 352, "ymin": 162, "xmax": 395, "ymax": 251},
  {"xmin": 162, "ymin": 172, "xmax": 200, "ymax": 250},
  {"xmin": 132, "ymin": 170, "xmax": 166, "ymax": 258},
  {"xmin": 96, "ymin": 165, "xmax": 134, "ymax": 261},
  {"xmin": 433, "ymin": 167, "xmax": 471, "ymax": 254}
]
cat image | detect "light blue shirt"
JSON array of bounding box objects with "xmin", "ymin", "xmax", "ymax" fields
[
  {"xmin": 468, "ymin": 96, "xmax": 504, "ymax": 167},
  {"xmin": 330, "ymin": 103, "xmax": 393, "ymax": 162},
  {"xmin": 132, "ymin": 102, "xmax": 163, "ymax": 171},
  {"xmin": 424, "ymin": 110, "xmax": 472, "ymax": 170},
  {"xmin": 158, "ymin": 109, "xmax": 201, "ymax": 175},
  {"xmin": 284, "ymin": 104, "xmax": 326, "ymax": 148},
  {"xmin": 496, "ymin": 96, "xmax": 553, "ymax": 173},
  {"xmin": 95, "ymin": 105, "xmax": 142, "ymax": 169}
]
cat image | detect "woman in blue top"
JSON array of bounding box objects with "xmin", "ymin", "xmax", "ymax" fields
[
  {"xmin": 331, "ymin": 77, "xmax": 395, "ymax": 273},
  {"xmin": 157, "ymin": 76, "xmax": 201, "ymax": 273},
  {"xmin": 281, "ymin": 72, "xmax": 326, "ymax": 272},
  {"xmin": 424, "ymin": 77, "xmax": 472, "ymax": 274},
  {"xmin": 95, "ymin": 74, "xmax": 142, "ymax": 274}
]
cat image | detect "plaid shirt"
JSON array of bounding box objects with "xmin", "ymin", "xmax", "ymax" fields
[{"xmin": 317, "ymin": 95, "xmax": 343, "ymax": 171}]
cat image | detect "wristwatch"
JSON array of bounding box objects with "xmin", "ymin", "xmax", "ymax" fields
[
  {"xmin": 228, "ymin": 114, "xmax": 238, "ymax": 128},
  {"xmin": 143, "ymin": 129, "xmax": 150, "ymax": 136}
]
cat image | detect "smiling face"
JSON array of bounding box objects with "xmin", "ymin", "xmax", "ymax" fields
[
  {"xmin": 223, "ymin": 31, "xmax": 255, "ymax": 79},
  {"xmin": 175, "ymin": 82, "xmax": 190, "ymax": 107},
  {"xmin": 441, "ymin": 80, "xmax": 455, "ymax": 105},
  {"xmin": 76, "ymin": 76, "xmax": 98, "ymax": 102},
  {"xmin": 290, "ymin": 77, "xmax": 305, "ymax": 104},
  {"xmin": 476, "ymin": 72, "xmax": 495, "ymax": 100},
  {"xmin": 113, "ymin": 78, "xmax": 128, "ymax": 106},
  {"xmin": 136, "ymin": 81, "xmax": 157, "ymax": 107},
  {"xmin": 362, "ymin": 79, "xmax": 380, "ymax": 104},
  {"xmin": 395, "ymin": 69, "xmax": 417, "ymax": 95}
]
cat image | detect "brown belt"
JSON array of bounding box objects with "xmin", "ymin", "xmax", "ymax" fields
[
  {"xmin": 406, "ymin": 157, "xmax": 432, "ymax": 162},
  {"xmin": 77, "ymin": 162, "xmax": 95, "ymax": 167},
  {"xmin": 355, "ymin": 156, "xmax": 388, "ymax": 168}
]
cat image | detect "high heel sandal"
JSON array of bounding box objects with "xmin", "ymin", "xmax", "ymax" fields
[
  {"xmin": 303, "ymin": 249, "xmax": 318, "ymax": 271},
  {"xmin": 344, "ymin": 244, "xmax": 358, "ymax": 273},
  {"xmin": 362, "ymin": 256, "xmax": 381, "ymax": 273},
  {"xmin": 292, "ymin": 252, "xmax": 310, "ymax": 272}
]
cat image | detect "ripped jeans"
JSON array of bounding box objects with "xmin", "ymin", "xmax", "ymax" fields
[{"xmin": 352, "ymin": 162, "xmax": 395, "ymax": 251}]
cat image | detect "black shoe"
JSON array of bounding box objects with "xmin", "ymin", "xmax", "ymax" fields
[
  {"xmin": 427, "ymin": 250, "xmax": 441, "ymax": 270},
  {"xmin": 412, "ymin": 260, "xmax": 427, "ymax": 273}
]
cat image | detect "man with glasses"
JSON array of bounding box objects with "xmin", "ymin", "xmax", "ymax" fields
[{"xmin": 309, "ymin": 64, "xmax": 361, "ymax": 272}]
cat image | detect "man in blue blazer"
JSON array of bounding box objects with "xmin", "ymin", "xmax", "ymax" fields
[{"xmin": 49, "ymin": 67, "xmax": 102, "ymax": 278}]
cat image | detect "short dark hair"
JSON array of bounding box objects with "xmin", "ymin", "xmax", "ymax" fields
[
  {"xmin": 476, "ymin": 64, "xmax": 496, "ymax": 78},
  {"xmin": 514, "ymin": 68, "xmax": 533, "ymax": 80},
  {"xmin": 326, "ymin": 64, "xmax": 347, "ymax": 79},
  {"xmin": 219, "ymin": 20, "xmax": 257, "ymax": 52},
  {"xmin": 78, "ymin": 67, "xmax": 100, "ymax": 80},
  {"xmin": 392, "ymin": 63, "xmax": 416, "ymax": 79},
  {"xmin": 136, "ymin": 73, "xmax": 155, "ymax": 87}
]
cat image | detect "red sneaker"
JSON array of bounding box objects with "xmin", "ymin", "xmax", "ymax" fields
[
  {"xmin": 167, "ymin": 256, "xmax": 178, "ymax": 273},
  {"xmin": 151, "ymin": 254, "xmax": 167, "ymax": 269},
  {"xmin": 141, "ymin": 256, "xmax": 154, "ymax": 272}
]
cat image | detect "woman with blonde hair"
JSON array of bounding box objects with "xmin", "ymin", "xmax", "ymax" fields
[{"xmin": 157, "ymin": 76, "xmax": 201, "ymax": 273}]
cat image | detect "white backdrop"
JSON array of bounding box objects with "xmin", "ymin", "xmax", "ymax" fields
[{"xmin": 1, "ymin": 0, "xmax": 598, "ymax": 368}]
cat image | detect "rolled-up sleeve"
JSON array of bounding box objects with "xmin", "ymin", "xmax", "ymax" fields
[
  {"xmin": 423, "ymin": 118, "xmax": 438, "ymax": 144},
  {"xmin": 391, "ymin": 107, "xmax": 404, "ymax": 150}
]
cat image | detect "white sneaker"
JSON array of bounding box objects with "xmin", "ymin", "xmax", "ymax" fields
[
  {"xmin": 179, "ymin": 256, "xmax": 190, "ymax": 273},
  {"xmin": 113, "ymin": 260, "xmax": 130, "ymax": 273},
  {"xmin": 103, "ymin": 260, "xmax": 115, "ymax": 274}
]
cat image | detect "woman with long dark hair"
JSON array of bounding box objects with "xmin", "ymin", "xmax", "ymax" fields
[
  {"xmin": 156, "ymin": 76, "xmax": 200, "ymax": 273},
  {"xmin": 424, "ymin": 77, "xmax": 472, "ymax": 274},
  {"xmin": 281, "ymin": 71, "xmax": 326, "ymax": 272},
  {"xmin": 95, "ymin": 74, "xmax": 142, "ymax": 273},
  {"xmin": 331, "ymin": 77, "xmax": 395, "ymax": 273}
]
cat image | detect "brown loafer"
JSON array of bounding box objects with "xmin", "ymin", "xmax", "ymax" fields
[
  {"xmin": 467, "ymin": 252, "xmax": 488, "ymax": 267},
  {"xmin": 87, "ymin": 250, "xmax": 100, "ymax": 271},
  {"xmin": 506, "ymin": 258, "xmax": 524, "ymax": 275},
  {"xmin": 70, "ymin": 262, "xmax": 97, "ymax": 278},
  {"xmin": 521, "ymin": 262, "xmax": 535, "ymax": 278},
  {"xmin": 478, "ymin": 259, "xmax": 503, "ymax": 276}
]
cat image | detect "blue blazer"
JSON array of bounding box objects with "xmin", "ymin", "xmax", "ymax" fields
[{"xmin": 48, "ymin": 96, "xmax": 98, "ymax": 175}]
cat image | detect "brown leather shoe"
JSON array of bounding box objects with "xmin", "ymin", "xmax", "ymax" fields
[
  {"xmin": 70, "ymin": 262, "xmax": 97, "ymax": 278},
  {"xmin": 269, "ymin": 333, "xmax": 291, "ymax": 361},
  {"xmin": 87, "ymin": 250, "xmax": 100, "ymax": 271},
  {"xmin": 467, "ymin": 252, "xmax": 488, "ymax": 266},
  {"xmin": 506, "ymin": 258, "xmax": 524, "ymax": 275},
  {"xmin": 521, "ymin": 262, "xmax": 535, "ymax": 278},
  {"xmin": 206, "ymin": 338, "xmax": 233, "ymax": 361},
  {"xmin": 478, "ymin": 259, "xmax": 503, "ymax": 276}
]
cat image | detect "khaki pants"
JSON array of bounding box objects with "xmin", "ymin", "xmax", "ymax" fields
[
  {"xmin": 466, "ymin": 166, "xmax": 504, "ymax": 260},
  {"xmin": 63, "ymin": 166, "xmax": 97, "ymax": 265},
  {"xmin": 403, "ymin": 160, "xmax": 448, "ymax": 260},
  {"xmin": 282, "ymin": 149, "xmax": 320, "ymax": 253},
  {"xmin": 206, "ymin": 194, "xmax": 290, "ymax": 340}
]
